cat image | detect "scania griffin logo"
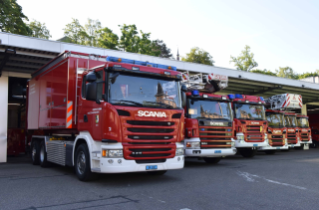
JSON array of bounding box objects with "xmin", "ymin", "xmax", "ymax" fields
[
  {"xmin": 138, "ymin": 110, "xmax": 167, "ymax": 118},
  {"xmin": 251, "ymin": 122, "xmax": 260, "ymax": 125}
]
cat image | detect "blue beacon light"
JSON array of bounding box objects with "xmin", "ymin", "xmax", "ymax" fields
[
  {"xmin": 260, "ymin": 97, "xmax": 265, "ymax": 101},
  {"xmin": 192, "ymin": 90, "xmax": 199, "ymax": 96},
  {"xmin": 235, "ymin": 94, "xmax": 243, "ymax": 99},
  {"xmin": 228, "ymin": 94, "xmax": 235, "ymax": 100}
]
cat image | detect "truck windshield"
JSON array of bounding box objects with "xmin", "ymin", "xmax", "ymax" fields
[
  {"xmin": 297, "ymin": 117, "xmax": 309, "ymax": 128},
  {"xmin": 233, "ymin": 103, "xmax": 265, "ymax": 120},
  {"xmin": 266, "ymin": 112, "xmax": 284, "ymax": 128},
  {"xmin": 187, "ymin": 98, "xmax": 232, "ymax": 120},
  {"xmin": 109, "ymin": 73, "xmax": 181, "ymax": 109},
  {"xmin": 284, "ymin": 115, "xmax": 297, "ymax": 127}
]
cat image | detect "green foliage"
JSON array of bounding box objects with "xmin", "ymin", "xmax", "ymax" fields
[
  {"xmin": 276, "ymin": 66, "xmax": 298, "ymax": 79},
  {"xmin": 230, "ymin": 45, "xmax": 258, "ymax": 71},
  {"xmin": 297, "ymin": 70, "xmax": 319, "ymax": 80},
  {"xmin": 63, "ymin": 18, "xmax": 88, "ymax": 45},
  {"xmin": 85, "ymin": 19, "xmax": 101, "ymax": 47},
  {"xmin": 182, "ymin": 47, "xmax": 214, "ymax": 66},
  {"xmin": 250, "ymin": 69, "xmax": 277, "ymax": 76},
  {"xmin": 96, "ymin": 27, "xmax": 119, "ymax": 50},
  {"xmin": 0, "ymin": 0, "xmax": 29, "ymax": 35},
  {"xmin": 152, "ymin": 39, "xmax": 172, "ymax": 58},
  {"xmin": 27, "ymin": 20, "xmax": 51, "ymax": 39}
]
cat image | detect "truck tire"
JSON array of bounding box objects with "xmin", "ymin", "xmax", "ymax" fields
[
  {"xmin": 75, "ymin": 144, "xmax": 95, "ymax": 181},
  {"xmin": 147, "ymin": 170, "xmax": 167, "ymax": 175},
  {"xmin": 40, "ymin": 141, "xmax": 50, "ymax": 168},
  {"xmin": 265, "ymin": 150, "xmax": 276, "ymax": 155},
  {"xmin": 310, "ymin": 141, "xmax": 318, "ymax": 148},
  {"xmin": 31, "ymin": 141, "xmax": 40, "ymax": 165},
  {"xmin": 295, "ymin": 144, "xmax": 304, "ymax": 150},
  {"xmin": 203, "ymin": 158, "xmax": 221, "ymax": 164},
  {"xmin": 239, "ymin": 148, "xmax": 256, "ymax": 158}
]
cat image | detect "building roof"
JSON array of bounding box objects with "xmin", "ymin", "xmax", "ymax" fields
[{"xmin": 1, "ymin": 32, "xmax": 319, "ymax": 104}]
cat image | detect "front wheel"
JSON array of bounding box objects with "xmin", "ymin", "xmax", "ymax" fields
[
  {"xmin": 239, "ymin": 148, "xmax": 257, "ymax": 158},
  {"xmin": 75, "ymin": 144, "xmax": 95, "ymax": 181},
  {"xmin": 31, "ymin": 141, "xmax": 40, "ymax": 165},
  {"xmin": 203, "ymin": 158, "xmax": 221, "ymax": 164},
  {"xmin": 265, "ymin": 150, "xmax": 276, "ymax": 155},
  {"xmin": 40, "ymin": 141, "xmax": 50, "ymax": 167},
  {"xmin": 147, "ymin": 170, "xmax": 167, "ymax": 176}
]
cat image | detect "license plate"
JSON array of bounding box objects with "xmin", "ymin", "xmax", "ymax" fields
[
  {"xmin": 193, "ymin": 150, "xmax": 201, "ymax": 154},
  {"xmin": 214, "ymin": 150, "xmax": 222, "ymax": 154},
  {"xmin": 276, "ymin": 147, "xmax": 280, "ymax": 150},
  {"xmin": 146, "ymin": 165, "xmax": 157, "ymax": 170},
  {"xmin": 253, "ymin": 144, "xmax": 258, "ymax": 147}
]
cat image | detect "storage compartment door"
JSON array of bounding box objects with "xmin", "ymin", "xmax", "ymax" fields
[
  {"xmin": 39, "ymin": 71, "xmax": 52, "ymax": 128},
  {"xmin": 51, "ymin": 61, "xmax": 68, "ymax": 128}
]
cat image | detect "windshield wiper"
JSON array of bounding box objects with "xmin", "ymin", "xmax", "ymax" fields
[
  {"xmin": 112, "ymin": 100, "xmax": 144, "ymax": 107},
  {"xmin": 144, "ymin": 101, "xmax": 176, "ymax": 109}
]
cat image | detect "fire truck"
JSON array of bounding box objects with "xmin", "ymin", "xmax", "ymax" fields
[
  {"xmin": 230, "ymin": 94, "xmax": 268, "ymax": 158},
  {"xmin": 27, "ymin": 51, "xmax": 185, "ymax": 181},
  {"xmin": 296, "ymin": 115, "xmax": 312, "ymax": 149},
  {"xmin": 258, "ymin": 109, "xmax": 288, "ymax": 154},
  {"xmin": 181, "ymin": 73, "xmax": 236, "ymax": 164},
  {"xmin": 265, "ymin": 93, "xmax": 305, "ymax": 150}
]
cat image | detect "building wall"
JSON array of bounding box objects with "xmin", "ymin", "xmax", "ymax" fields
[{"xmin": 0, "ymin": 76, "xmax": 8, "ymax": 163}]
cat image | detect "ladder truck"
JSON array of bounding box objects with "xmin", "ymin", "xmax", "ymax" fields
[
  {"xmin": 27, "ymin": 51, "xmax": 185, "ymax": 181},
  {"xmin": 229, "ymin": 94, "xmax": 268, "ymax": 158},
  {"xmin": 181, "ymin": 73, "xmax": 236, "ymax": 164},
  {"xmin": 265, "ymin": 93, "xmax": 307, "ymax": 150}
]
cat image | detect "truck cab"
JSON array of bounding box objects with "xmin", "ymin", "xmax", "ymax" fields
[
  {"xmin": 231, "ymin": 94, "xmax": 268, "ymax": 158},
  {"xmin": 296, "ymin": 115, "xmax": 312, "ymax": 148},
  {"xmin": 284, "ymin": 112, "xmax": 301, "ymax": 148},
  {"xmin": 258, "ymin": 110, "xmax": 288, "ymax": 154},
  {"xmin": 184, "ymin": 91, "xmax": 236, "ymax": 163}
]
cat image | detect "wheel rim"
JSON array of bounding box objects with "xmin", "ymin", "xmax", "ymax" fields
[
  {"xmin": 77, "ymin": 151, "xmax": 86, "ymax": 175},
  {"xmin": 32, "ymin": 146, "xmax": 36, "ymax": 161},
  {"xmin": 40, "ymin": 145, "xmax": 44, "ymax": 163}
]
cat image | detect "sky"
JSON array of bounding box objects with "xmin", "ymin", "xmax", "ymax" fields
[{"xmin": 18, "ymin": 0, "xmax": 319, "ymax": 74}]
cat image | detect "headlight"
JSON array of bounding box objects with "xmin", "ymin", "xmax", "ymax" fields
[
  {"xmin": 102, "ymin": 149, "xmax": 123, "ymax": 158},
  {"xmin": 297, "ymin": 137, "xmax": 300, "ymax": 142},
  {"xmin": 264, "ymin": 133, "xmax": 268, "ymax": 139},
  {"xmin": 237, "ymin": 134, "xmax": 244, "ymax": 142},
  {"xmin": 285, "ymin": 138, "xmax": 288, "ymax": 145},
  {"xmin": 186, "ymin": 142, "xmax": 200, "ymax": 149},
  {"xmin": 176, "ymin": 148, "xmax": 184, "ymax": 156}
]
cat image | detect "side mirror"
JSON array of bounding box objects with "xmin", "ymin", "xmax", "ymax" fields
[
  {"xmin": 86, "ymin": 72, "xmax": 97, "ymax": 82},
  {"xmin": 86, "ymin": 82, "xmax": 101, "ymax": 104},
  {"xmin": 181, "ymin": 85, "xmax": 187, "ymax": 108},
  {"xmin": 181, "ymin": 84, "xmax": 187, "ymax": 92}
]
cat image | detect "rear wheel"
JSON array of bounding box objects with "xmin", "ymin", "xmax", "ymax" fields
[
  {"xmin": 147, "ymin": 170, "xmax": 167, "ymax": 175},
  {"xmin": 310, "ymin": 141, "xmax": 318, "ymax": 148},
  {"xmin": 203, "ymin": 158, "xmax": 221, "ymax": 164},
  {"xmin": 265, "ymin": 150, "xmax": 276, "ymax": 155},
  {"xmin": 239, "ymin": 148, "xmax": 256, "ymax": 158},
  {"xmin": 31, "ymin": 141, "xmax": 40, "ymax": 165},
  {"xmin": 75, "ymin": 144, "xmax": 95, "ymax": 181},
  {"xmin": 40, "ymin": 141, "xmax": 50, "ymax": 167}
]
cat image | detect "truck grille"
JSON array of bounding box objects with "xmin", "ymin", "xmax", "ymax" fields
[
  {"xmin": 269, "ymin": 135, "xmax": 285, "ymax": 146},
  {"xmin": 246, "ymin": 126, "xmax": 263, "ymax": 142},
  {"xmin": 199, "ymin": 126, "xmax": 233, "ymax": 149},
  {"xmin": 287, "ymin": 133, "xmax": 297, "ymax": 144},
  {"xmin": 301, "ymin": 133, "xmax": 309, "ymax": 142},
  {"xmin": 122, "ymin": 119, "xmax": 179, "ymax": 161}
]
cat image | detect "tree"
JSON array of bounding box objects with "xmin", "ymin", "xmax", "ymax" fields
[
  {"xmin": 182, "ymin": 47, "xmax": 215, "ymax": 66},
  {"xmin": 276, "ymin": 67, "xmax": 298, "ymax": 79},
  {"xmin": 85, "ymin": 19, "xmax": 101, "ymax": 47},
  {"xmin": 230, "ymin": 45, "xmax": 258, "ymax": 71},
  {"xmin": 0, "ymin": 0, "xmax": 29, "ymax": 35},
  {"xmin": 118, "ymin": 24, "xmax": 140, "ymax": 52},
  {"xmin": 250, "ymin": 69, "xmax": 277, "ymax": 76},
  {"xmin": 27, "ymin": 20, "xmax": 51, "ymax": 39},
  {"xmin": 97, "ymin": 27, "xmax": 119, "ymax": 50},
  {"xmin": 152, "ymin": 39, "xmax": 172, "ymax": 58},
  {"xmin": 63, "ymin": 18, "xmax": 88, "ymax": 45},
  {"xmin": 297, "ymin": 70, "xmax": 319, "ymax": 80}
]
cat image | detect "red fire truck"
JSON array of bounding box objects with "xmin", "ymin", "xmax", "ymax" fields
[
  {"xmin": 296, "ymin": 115, "xmax": 312, "ymax": 149},
  {"xmin": 27, "ymin": 51, "xmax": 185, "ymax": 181},
  {"xmin": 284, "ymin": 112, "xmax": 300, "ymax": 148},
  {"xmin": 181, "ymin": 73, "xmax": 236, "ymax": 164},
  {"xmin": 230, "ymin": 94, "xmax": 268, "ymax": 158},
  {"xmin": 258, "ymin": 110, "xmax": 288, "ymax": 154}
]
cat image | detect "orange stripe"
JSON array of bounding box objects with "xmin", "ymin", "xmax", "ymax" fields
[
  {"xmin": 67, "ymin": 105, "xmax": 73, "ymax": 113},
  {"xmin": 67, "ymin": 124, "xmax": 72, "ymax": 128},
  {"xmin": 67, "ymin": 115, "xmax": 72, "ymax": 122}
]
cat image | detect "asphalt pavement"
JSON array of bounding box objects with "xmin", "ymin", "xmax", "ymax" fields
[{"xmin": 1, "ymin": 148, "xmax": 319, "ymax": 210}]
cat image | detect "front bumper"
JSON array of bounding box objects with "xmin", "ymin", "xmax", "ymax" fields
[
  {"xmin": 258, "ymin": 144, "xmax": 289, "ymax": 151},
  {"xmin": 92, "ymin": 142, "xmax": 184, "ymax": 173},
  {"xmin": 300, "ymin": 140, "xmax": 312, "ymax": 145},
  {"xmin": 184, "ymin": 138, "xmax": 236, "ymax": 157},
  {"xmin": 288, "ymin": 142, "xmax": 301, "ymax": 148},
  {"xmin": 235, "ymin": 139, "xmax": 268, "ymax": 148}
]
